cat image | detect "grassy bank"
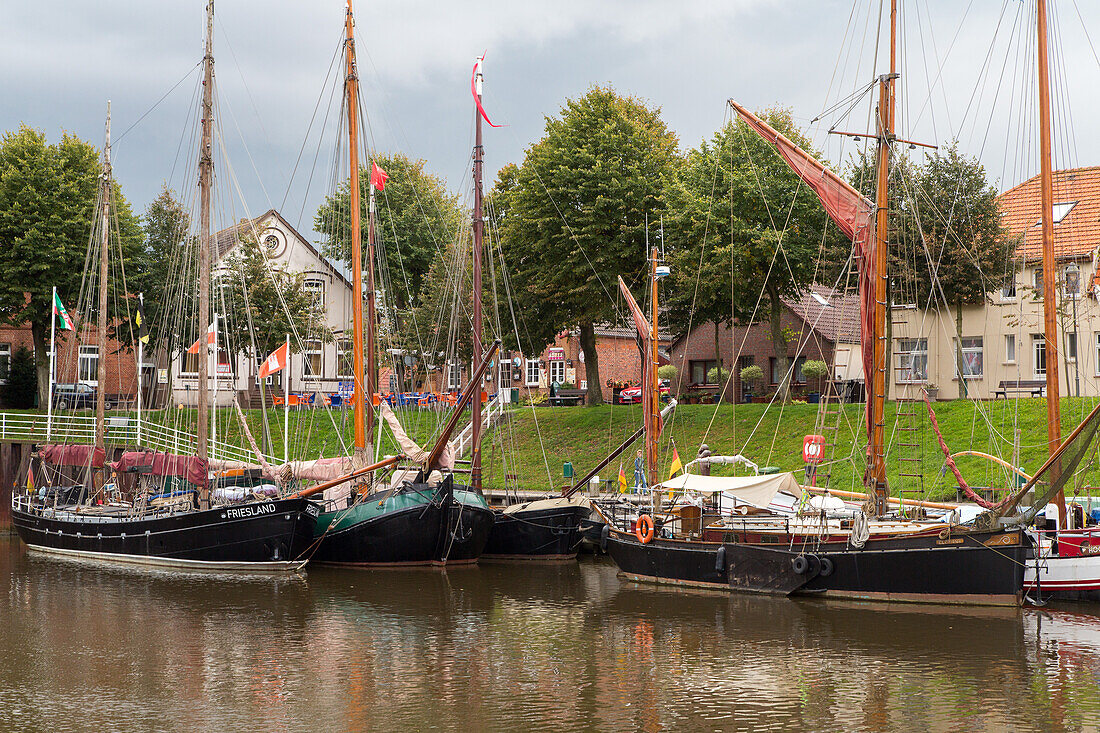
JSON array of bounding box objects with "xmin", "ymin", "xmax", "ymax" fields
[{"xmin": 12, "ymin": 396, "xmax": 1100, "ymax": 500}]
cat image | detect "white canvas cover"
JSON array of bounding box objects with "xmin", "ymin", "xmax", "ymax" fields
[{"xmin": 659, "ymin": 471, "xmax": 800, "ymax": 509}]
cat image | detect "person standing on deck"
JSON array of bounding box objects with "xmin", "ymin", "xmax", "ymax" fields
[{"xmin": 633, "ymin": 449, "xmax": 647, "ymax": 494}]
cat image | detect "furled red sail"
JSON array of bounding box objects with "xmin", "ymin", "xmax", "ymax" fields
[
  {"xmin": 729, "ymin": 100, "xmax": 875, "ymax": 432},
  {"xmin": 41, "ymin": 444, "xmax": 106, "ymax": 468},
  {"xmin": 111, "ymin": 450, "xmax": 208, "ymax": 488},
  {"xmin": 617, "ymin": 276, "xmax": 661, "ymax": 438}
]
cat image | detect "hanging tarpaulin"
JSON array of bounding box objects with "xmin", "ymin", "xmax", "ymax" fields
[{"xmin": 42, "ymin": 444, "xmax": 105, "ymax": 468}]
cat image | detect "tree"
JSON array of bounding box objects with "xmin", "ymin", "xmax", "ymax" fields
[
  {"xmin": 136, "ymin": 186, "xmax": 194, "ymax": 352},
  {"xmin": 315, "ymin": 152, "xmax": 464, "ymax": 321},
  {"xmin": 2, "ymin": 346, "xmax": 37, "ymax": 408},
  {"xmin": 911, "ymin": 144, "xmax": 1009, "ymax": 398},
  {"xmin": 0, "ymin": 125, "xmax": 142, "ymax": 407},
  {"xmin": 218, "ymin": 235, "xmax": 329, "ymax": 360},
  {"xmin": 664, "ymin": 108, "xmax": 841, "ymax": 402},
  {"xmin": 496, "ymin": 86, "xmax": 680, "ymax": 405}
]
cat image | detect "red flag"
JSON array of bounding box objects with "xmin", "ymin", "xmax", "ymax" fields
[
  {"xmin": 371, "ymin": 161, "xmax": 388, "ymax": 191},
  {"xmin": 471, "ymin": 54, "xmax": 503, "ymax": 128},
  {"xmin": 258, "ymin": 342, "xmax": 289, "ymax": 379},
  {"xmin": 187, "ymin": 322, "xmax": 216, "ymax": 354}
]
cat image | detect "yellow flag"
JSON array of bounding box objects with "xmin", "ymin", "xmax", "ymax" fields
[{"xmin": 618, "ymin": 465, "xmax": 628, "ymax": 493}]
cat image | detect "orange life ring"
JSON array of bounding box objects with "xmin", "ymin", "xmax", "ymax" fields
[{"xmin": 636, "ymin": 514, "xmax": 655, "ymax": 544}]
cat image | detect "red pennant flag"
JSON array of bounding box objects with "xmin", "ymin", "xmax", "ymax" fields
[
  {"xmin": 258, "ymin": 342, "xmax": 289, "ymax": 379},
  {"xmin": 471, "ymin": 54, "xmax": 503, "ymax": 128},
  {"xmin": 186, "ymin": 322, "xmax": 216, "ymax": 354},
  {"xmin": 371, "ymin": 161, "xmax": 388, "ymax": 191}
]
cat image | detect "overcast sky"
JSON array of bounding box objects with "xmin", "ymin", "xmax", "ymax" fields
[{"xmin": 5, "ymin": 1, "xmax": 1100, "ymax": 240}]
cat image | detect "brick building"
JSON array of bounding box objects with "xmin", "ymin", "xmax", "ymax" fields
[
  {"xmin": 668, "ymin": 284, "xmax": 863, "ymax": 402},
  {"xmin": 406, "ymin": 324, "xmax": 672, "ymax": 404}
]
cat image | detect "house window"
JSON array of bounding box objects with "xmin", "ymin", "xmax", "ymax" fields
[
  {"xmin": 498, "ymin": 360, "xmax": 511, "ymax": 387},
  {"xmin": 690, "ymin": 359, "xmax": 717, "ymax": 385},
  {"xmin": 549, "ymin": 360, "xmax": 566, "ymax": 385},
  {"xmin": 303, "ymin": 340, "xmax": 323, "ymax": 379},
  {"xmin": 1033, "ymin": 335, "xmax": 1046, "ymax": 378},
  {"xmin": 769, "ymin": 357, "xmax": 781, "ymax": 385},
  {"xmin": 896, "ymin": 338, "xmax": 928, "ymax": 383},
  {"xmin": 1033, "ymin": 268, "xmax": 1043, "ymax": 298},
  {"xmin": 1001, "ymin": 279, "xmax": 1016, "ymax": 300},
  {"xmin": 956, "ymin": 337, "xmax": 983, "ymax": 378},
  {"xmin": 216, "ymin": 348, "xmax": 232, "ymax": 376},
  {"xmin": 1005, "ymin": 334, "xmax": 1016, "ymax": 363},
  {"xmin": 182, "ymin": 350, "xmax": 200, "ymax": 375},
  {"xmin": 525, "ymin": 358, "xmax": 540, "ymax": 387},
  {"xmin": 79, "ymin": 345, "xmax": 99, "ymax": 384},
  {"xmin": 304, "ymin": 278, "xmax": 326, "ymax": 311},
  {"xmin": 446, "ymin": 361, "xmax": 462, "ymax": 390},
  {"xmin": 792, "ymin": 356, "xmax": 808, "ymax": 383},
  {"xmin": 336, "ymin": 339, "xmax": 353, "ymax": 378},
  {"xmin": 0, "ymin": 343, "xmax": 9, "ymax": 383},
  {"xmin": 1068, "ymin": 333, "xmax": 1078, "ymax": 362}
]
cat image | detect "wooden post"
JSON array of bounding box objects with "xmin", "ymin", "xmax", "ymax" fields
[{"xmin": 95, "ymin": 103, "xmax": 111, "ymax": 455}]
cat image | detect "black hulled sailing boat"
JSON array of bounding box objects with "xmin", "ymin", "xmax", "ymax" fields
[
  {"xmin": 598, "ymin": 6, "xmax": 1030, "ymax": 601},
  {"xmin": 12, "ymin": 3, "xmax": 318, "ymax": 570},
  {"xmin": 303, "ymin": 2, "xmax": 494, "ymax": 567},
  {"xmin": 465, "ymin": 55, "xmax": 589, "ymax": 563}
]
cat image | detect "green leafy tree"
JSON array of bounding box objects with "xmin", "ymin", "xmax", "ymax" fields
[
  {"xmin": 0, "ymin": 125, "xmax": 141, "ymax": 406},
  {"xmin": 135, "ymin": 186, "xmax": 194, "ymax": 354},
  {"xmin": 665, "ymin": 108, "xmax": 840, "ymax": 402},
  {"xmin": 219, "ymin": 235, "xmax": 330, "ymax": 360},
  {"xmin": 496, "ymin": 86, "xmax": 680, "ymax": 405},
  {"xmin": 911, "ymin": 144, "xmax": 1009, "ymax": 398},
  {"xmin": 315, "ymin": 152, "xmax": 463, "ymax": 317},
  {"xmin": 2, "ymin": 346, "xmax": 37, "ymax": 408}
]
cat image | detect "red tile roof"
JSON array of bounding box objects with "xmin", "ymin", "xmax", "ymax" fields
[
  {"xmin": 782, "ymin": 284, "xmax": 862, "ymax": 343},
  {"xmin": 998, "ymin": 166, "xmax": 1100, "ymax": 263}
]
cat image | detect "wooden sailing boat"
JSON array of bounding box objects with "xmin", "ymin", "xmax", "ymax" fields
[
  {"xmin": 597, "ymin": 0, "xmax": 1030, "ymax": 605},
  {"xmin": 10, "ymin": 1, "xmax": 318, "ymax": 570},
  {"xmin": 307, "ymin": 2, "xmax": 495, "ymax": 566},
  {"xmin": 467, "ymin": 56, "xmax": 591, "ymax": 563}
]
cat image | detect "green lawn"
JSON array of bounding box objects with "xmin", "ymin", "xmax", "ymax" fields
[{"xmin": 12, "ymin": 396, "xmax": 1100, "ymax": 501}]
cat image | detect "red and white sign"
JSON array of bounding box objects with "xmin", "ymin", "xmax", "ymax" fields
[
  {"xmin": 548, "ymin": 347, "xmax": 565, "ymax": 361},
  {"xmin": 258, "ymin": 342, "xmax": 289, "ymax": 378},
  {"xmin": 803, "ymin": 434, "xmax": 826, "ymax": 464}
]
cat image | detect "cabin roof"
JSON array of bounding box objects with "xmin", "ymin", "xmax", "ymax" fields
[{"xmin": 998, "ymin": 166, "xmax": 1100, "ymax": 263}]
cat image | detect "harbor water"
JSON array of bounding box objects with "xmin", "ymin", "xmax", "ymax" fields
[{"xmin": 2, "ymin": 534, "xmax": 1099, "ymax": 731}]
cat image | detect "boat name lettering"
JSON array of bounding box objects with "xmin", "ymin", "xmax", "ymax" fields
[
  {"xmin": 224, "ymin": 503, "xmax": 276, "ymax": 520},
  {"xmin": 935, "ymin": 537, "xmax": 964, "ymax": 546}
]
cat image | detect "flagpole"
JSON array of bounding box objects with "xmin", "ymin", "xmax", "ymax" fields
[
  {"xmin": 137, "ymin": 292, "xmax": 143, "ymax": 447},
  {"xmin": 284, "ymin": 333, "xmax": 290, "ymax": 465},
  {"xmin": 47, "ymin": 286, "xmax": 56, "ymax": 443}
]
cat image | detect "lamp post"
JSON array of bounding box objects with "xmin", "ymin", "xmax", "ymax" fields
[{"xmin": 1066, "ymin": 262, "xmax": 1081, "ymax": 397}]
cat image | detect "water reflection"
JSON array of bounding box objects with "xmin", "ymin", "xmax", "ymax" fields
[{"xmin": 1, "ymin": 536, "xmax": 1099, "ymax": 731}]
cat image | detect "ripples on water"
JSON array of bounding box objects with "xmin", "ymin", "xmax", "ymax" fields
[{"xmin": 1, "ymin": 535, "xmax": 1099, "ymax": 731}]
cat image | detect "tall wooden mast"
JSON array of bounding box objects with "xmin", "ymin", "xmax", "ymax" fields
[
  {"xmin": 867, "ymin": 0, "xmax": 897, "ymax": 515},
  {"xmin": 346, "ymin": 0, "xmax": 368, "ymax": 456},
  {"xmin": 1036, "ymin": 0, "xmax": 1067, "ymax": 528},
  {"xmin": 94, "ymin": 102, "xmax": 112, "ymax": 455},
  {"xmin": 470, "ymin": 57, "xmax": 485, "ymax": 491},
  {"xmin": 196, "ymin": 0, "xmax": 214, "ymax": 506},
  {"xmin": 647, "ymin": 247, "xmax": 660, "ymax": 493}
]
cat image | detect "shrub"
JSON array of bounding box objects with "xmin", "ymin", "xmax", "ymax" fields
[
  {"xmin": 657, "ymin": 364, "xmax": 678, "ymax": 382},
  {"xmin": 2, "ymin": 346, "xmax": 37, "ymax": 408},
  {"xmin": 801, "ymin": 359, "xmax": 830, "ymax": 381},
  {"xmin": 706, "ymin": 366, "xmax": 731, "ymax": 385},
  {"xmin": 740, "ymin": 364, "xmax": 765, "ymax": 385}
]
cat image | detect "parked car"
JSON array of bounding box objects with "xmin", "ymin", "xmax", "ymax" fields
[
  {"xmin": 618, "ymin": 380, "xmax": 671, "ymax": 404},
  {"xmin": 53, "ymin": 383, "xmax": 113, "ymax": 410}
]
